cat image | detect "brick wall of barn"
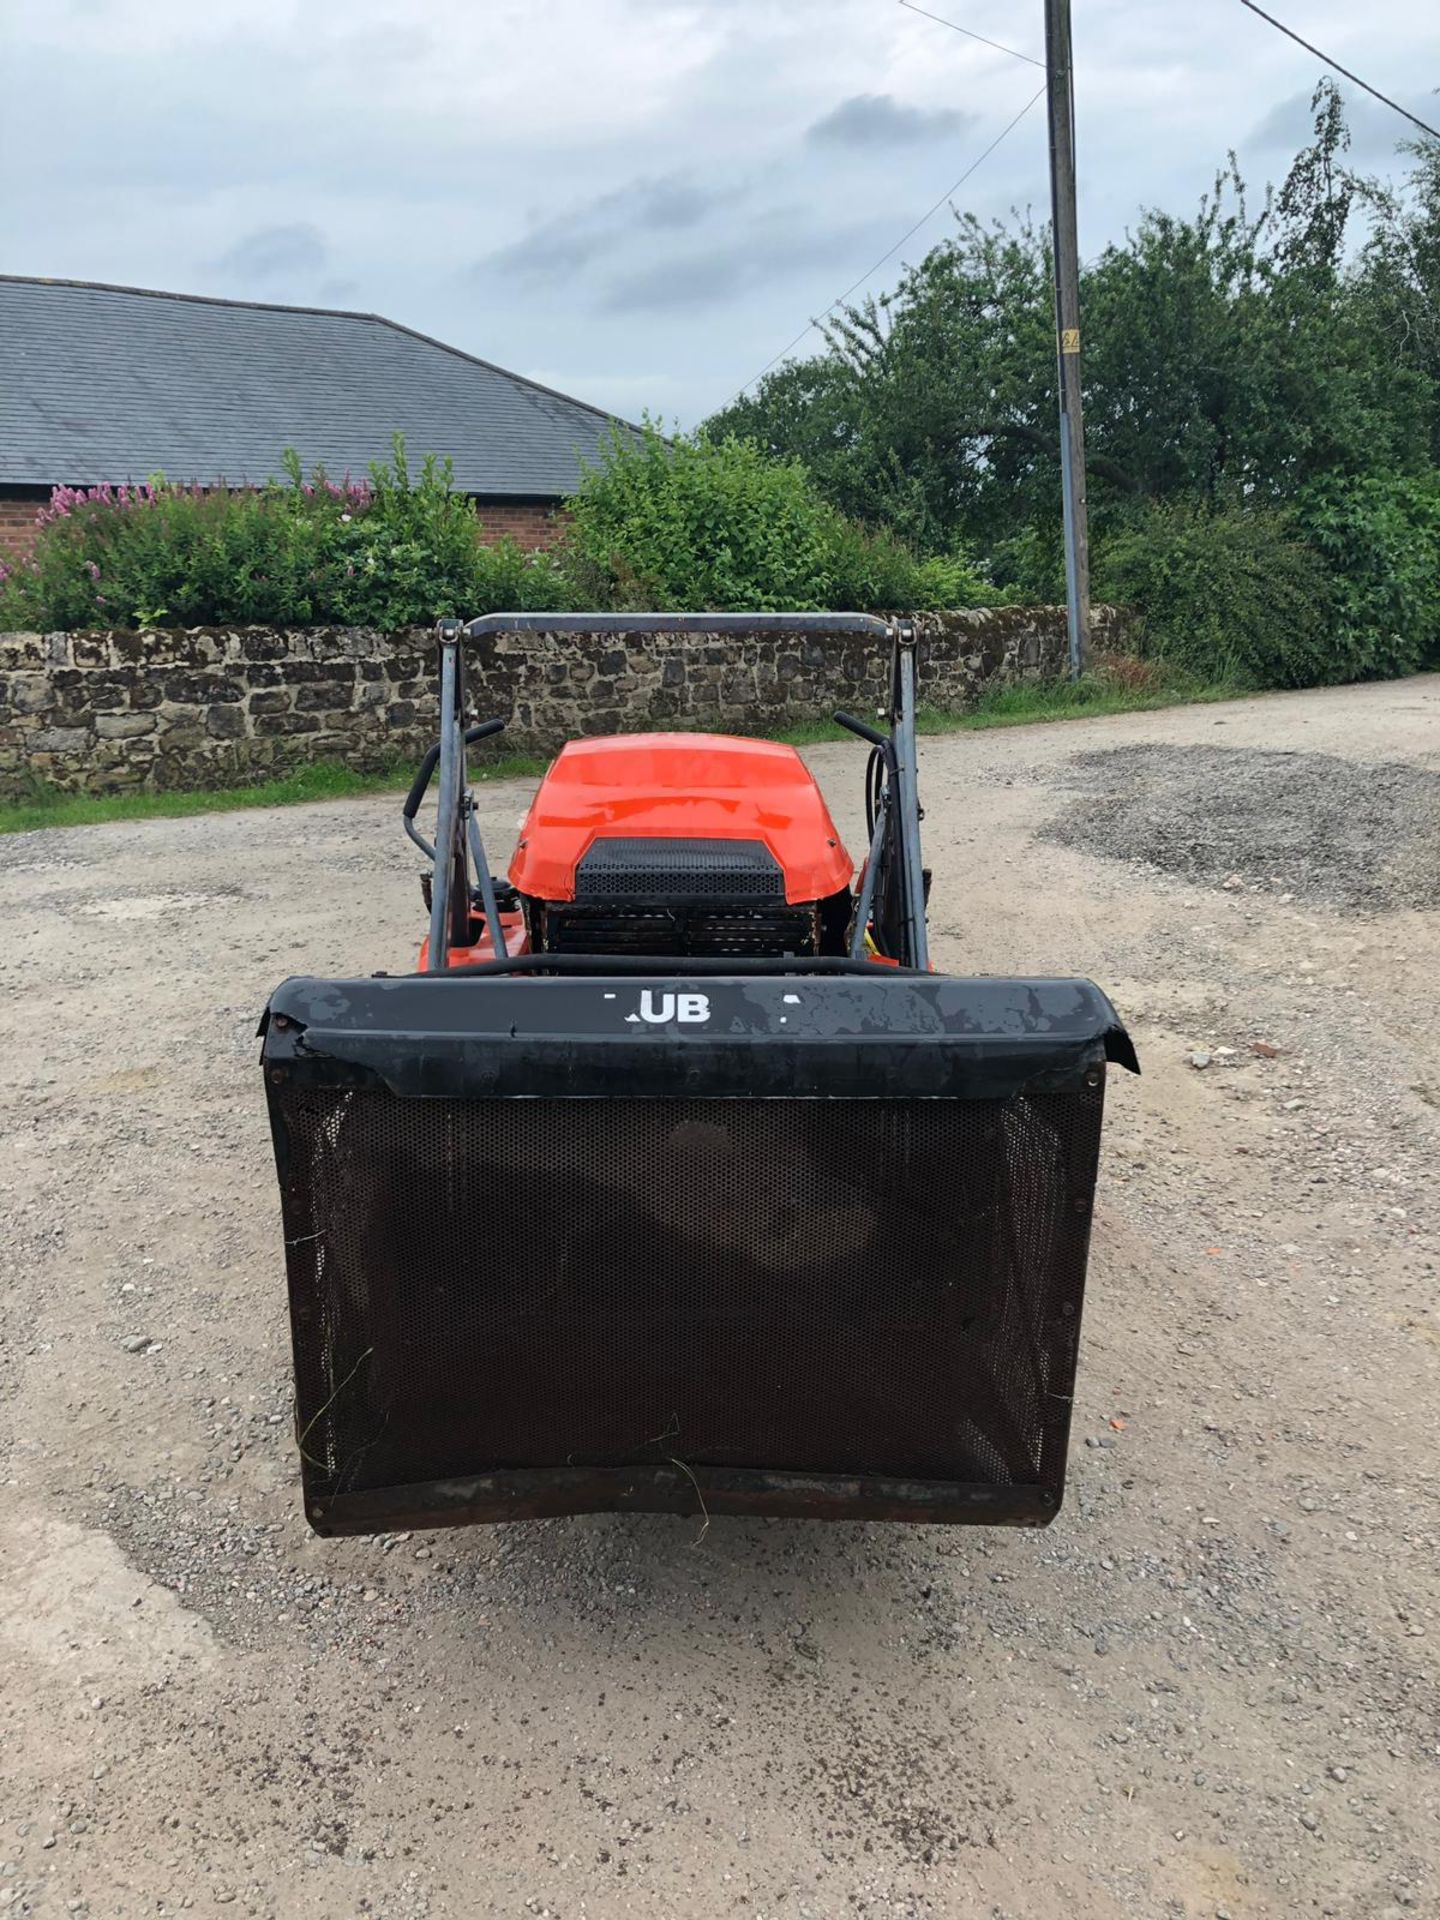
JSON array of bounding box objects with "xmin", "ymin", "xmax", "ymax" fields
[
  {"xmin": 474, "ymin": 501, "xmax": 565, "ymax": 548},
  {"xmin": 0, "ymin": 609, "xmax": 1135, "ymax": 797},
  {"xmin": 0, "ymin": 496, "xmax": 45, "ymax": 565}
]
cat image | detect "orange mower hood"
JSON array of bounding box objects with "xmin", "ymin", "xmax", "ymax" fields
[{"xmin": 507, "ymin": 733, "xmax": 854, "ymax": 905}]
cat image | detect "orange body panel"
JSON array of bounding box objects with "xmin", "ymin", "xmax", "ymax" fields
[
  {"xmin": 508, "ymin": 733, "xmax": 853, "ymax": 906},
  {"xmin": 417, "ymin": 911, "xmax": 530, "ymax": 972}
]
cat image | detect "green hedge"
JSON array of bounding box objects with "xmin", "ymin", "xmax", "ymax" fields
[
  {"xmin": 0, "ymin": 426, "xmax": 983, "ymax": 632},
  {"xmin": 1097, "ymin": 484, "xmax": 1440, "ymax": 689},
  {"xmin": 0, "ymin": 441, "xmax": 575, "ymax": 631},
  {"xmin": 566, "ymin": 422, "xmax": 988, "ymax": 613},
  {"xmin": 1295, "ymin": 473, "xmax": 1440, "ymax": 680},
  {"xmin": 1096, "ymin": 505, "xmax": 1340, "ymax": 688}
]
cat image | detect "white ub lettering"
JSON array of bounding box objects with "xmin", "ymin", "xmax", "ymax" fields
[{"xmin": 629, "ymin": 990, "xmax": 711, "ymax": 1025}]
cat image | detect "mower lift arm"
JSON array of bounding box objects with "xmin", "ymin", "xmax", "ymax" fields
[
  {"xmin": 889, "ymin": 629, "xmax": 929, "ymax": 972},
  {"xmin": 832, "ymin": 635, "xmax": 927, "ymax": 970}
]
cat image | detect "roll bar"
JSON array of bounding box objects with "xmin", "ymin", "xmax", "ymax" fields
[
  {"xmin": 422, "ymin": 612, "xmax": 928, "ymax": 974},
  {"xmin": 461, "ymin": 612, "xmax": 894, "ymax": 641}
]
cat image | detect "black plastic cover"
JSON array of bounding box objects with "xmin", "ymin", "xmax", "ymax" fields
[{"xmin": 263, "ymin": 971, "xmax": 1133, "ymax": 1102}]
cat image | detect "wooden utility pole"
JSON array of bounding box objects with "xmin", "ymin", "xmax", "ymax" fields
[{"xmin": 1044, "ymin": 0, "xmax": 1090, "ymax": 679}]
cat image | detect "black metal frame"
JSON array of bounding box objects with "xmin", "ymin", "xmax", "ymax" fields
[
  {"xmin": 415, "ymin": 611, "xmax": 929, "ymax": 973},
  {"xmin": 310, "ymin": 1468, "xmax": 1060, "ymax": 1534}
]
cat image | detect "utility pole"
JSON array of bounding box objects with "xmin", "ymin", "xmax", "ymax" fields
[{"xmin": 1044, "ymin": 0, "xmax": 1090, "ymax": 680}]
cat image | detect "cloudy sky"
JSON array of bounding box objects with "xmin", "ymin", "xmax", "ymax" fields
[{"xmin": 2, "ymin": 0, "xmax": 1437, "ymax": 425}]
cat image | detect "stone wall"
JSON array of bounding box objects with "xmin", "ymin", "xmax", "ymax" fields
[{"xmin": 0, "ymin": 607, "xmax": 1134, "ymax": 797}]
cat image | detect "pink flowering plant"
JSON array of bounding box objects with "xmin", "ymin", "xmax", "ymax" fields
[{"xmin": 0, "ymin": 434, "xmax": 575, "ymax": 630}]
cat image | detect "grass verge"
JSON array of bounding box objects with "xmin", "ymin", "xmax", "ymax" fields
[
  {"xmin": 0, "ymin": 752, "xmax": 548, "ymax": 835},
  {"xmin": 774, "ymin": 668, "xmax": 1243, "ymax": 745},
  {"xmin": 929, "ymin": 668, "xmax": 1244, "ymax": 731},
  {"xmin": 0, "ymin": 669, "xmax": 1239, "ymax": 835}
]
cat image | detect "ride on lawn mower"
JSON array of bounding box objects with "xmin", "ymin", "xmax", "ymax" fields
[{"xmin": 260, "ymin": 612, "xmax": 1136, "ymax": 1536}]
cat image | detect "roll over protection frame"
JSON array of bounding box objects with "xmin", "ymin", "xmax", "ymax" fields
[
  {"xmin": 422, "ymin": 612, "xmax": 929, "ymax": 973},
  {"xmin": 402, "ymin": 719, "xmax": 505, "ymax": 861}
]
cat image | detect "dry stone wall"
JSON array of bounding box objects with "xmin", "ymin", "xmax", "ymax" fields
[{"xmin": 0, "ymin": 607, "xmax": 1134, "ymax": 797}]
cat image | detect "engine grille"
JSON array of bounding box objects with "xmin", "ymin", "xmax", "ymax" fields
[
  {"xmin": 541, "ymin": 900, "xmax": 820, "ymax": 958},
  {"xmin": 575, "ymin": 836, "xmax": 785, "ymax": 899},
  {"xmin": 271, "ymin": 1087, "xmax": 1103, "ymax": 1507},
  {"xmin": 549, "ymin": 837, "xmax": 818, "ymax": 958}
]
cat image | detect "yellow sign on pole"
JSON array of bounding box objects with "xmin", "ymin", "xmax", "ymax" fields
[{"xmin": 1060, "ymin": 328, "xmax": 1080, "ymax": 354}]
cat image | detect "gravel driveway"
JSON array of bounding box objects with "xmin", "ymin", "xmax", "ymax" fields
[{"xmin": 1, "ymin": 675, "xmax": 1437, "ymax": 1920}]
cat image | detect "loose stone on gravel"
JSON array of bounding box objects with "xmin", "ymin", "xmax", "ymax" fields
[
  {"xmin": 5, "ymin": 687, "xmax": 1438, "ymax": 1919},
  {"xmin": 1040, "ymin": 742, "xmax": 1440, "ymax": 909}
]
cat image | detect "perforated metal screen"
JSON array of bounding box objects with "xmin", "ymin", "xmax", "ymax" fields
[
  {"xmin": 271, "ymin": 1088, "xmax": 1104, "ymax": 1508},
  {"xmin": 575, "ymin": 837, "xmax": 785, "ymax": 899},
  {"xmin": 542, "ymin": 902, "xmax": 820, "ymax": 958}
]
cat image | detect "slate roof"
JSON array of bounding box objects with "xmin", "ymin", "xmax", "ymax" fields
[{"xmin": 0, "ymin": 275, "xmax": 630, "ymax": 495}]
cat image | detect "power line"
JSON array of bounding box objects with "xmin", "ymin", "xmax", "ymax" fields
[
  {"xmin": 1237, "ymin": 0, "xmax": 1440, "ymax": 143},
  {"xmin": 726, "ymin": 84, "xmax": 1046, "ymax": 407},
  {"xmin": 896, "ymin": 0, "xmax": 1043, "ymax": 70}
]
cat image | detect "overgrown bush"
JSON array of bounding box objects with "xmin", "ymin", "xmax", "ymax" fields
[
  {"xmin": 0, "ymin": 425, "xmax": 987, "ymax": 631},
  {"xmin": 985, "ymin": 523, "xmax": 1068, "ymax": 604},
  {"xmin": 0, "ymin": 438, "xmax": 576, "ymax": 631},
  {"xmin": 1095, "ymin": 505, "xmax": 1338, "ymax": 689},
  {"xmin": 566, "ymin": 421, "xmax": 984, "ymax": 612},
  {"xmin": 910, "ymin": 549, "xmax": 993, "ymax": 608},
  {"xmin": 1294, "ymin": 472, "xmax": 1440, "ymax": 678},
  {"xmin": 566, "ymin": 424, "xmax": 834, "ymax": 611}
]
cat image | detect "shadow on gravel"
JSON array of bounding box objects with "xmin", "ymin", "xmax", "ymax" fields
[
  {"xmin": 1041, "ymin": 743, "xmax": 1440, "ymax": 910},
  {"xmin": 426, "ymin": 1507, "xmax": 1004, "ymax": 1661},
  {"xmin": 448, "ymin": 1509, "xmax": 933, "ymax": 1619}
]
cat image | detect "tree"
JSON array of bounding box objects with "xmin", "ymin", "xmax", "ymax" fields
[
  {"xmin": 707, "ymin": 86, "xmax": 1439, "ymax": 587},
  {"xmin": 1357, "ymin": 129, "xmax": 1440, "ymax": 465}
]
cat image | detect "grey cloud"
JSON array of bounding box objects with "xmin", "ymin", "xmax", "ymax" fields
[
  {"xmin": 601, "ymin": 212, "xmax": 891, "ymax": 313},
  {"xmin": 326, "ymin": 23, "xmax": 431, "ymax": 66},
  {"xmin": 1, "ymin": 40, "xmax": 492, "ymax": 206},
  {"xmin": 483, "ymin": 176, "xmax": 735, "ymax": 283},
  {"xmin": 603, "ymin": 252, "xmax": 743, "ymax": 311},
  {"xmin": 806, "ymin": 93, "xmax": 973, "ymax": 149},
  {"xmin": 9, "ymin": 0, "xmax": 1432, "ymax": 436},
  {"xmin": 1248, "ymin": 86, "xmax": 1432, "ymax": 159},
  {"xmin": 213, "ymin": 222, "xmax": 328, "ymax": 279}
]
